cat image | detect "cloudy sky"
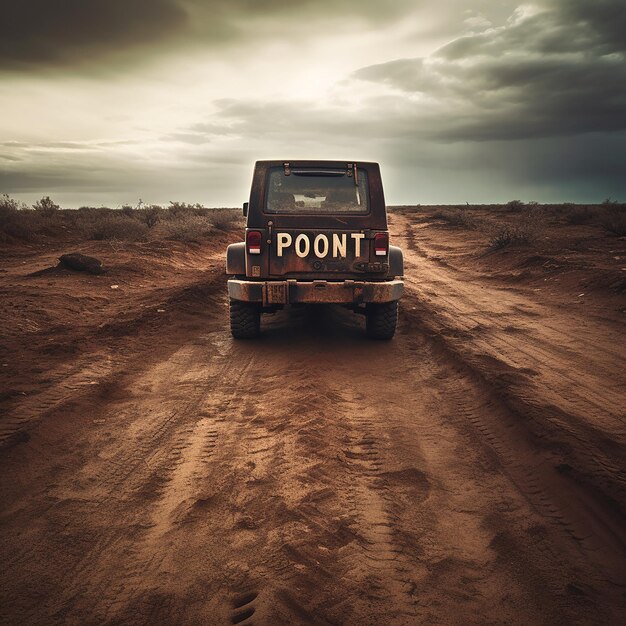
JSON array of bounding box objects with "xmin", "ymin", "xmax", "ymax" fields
[{"xmin": 1, "ymin": 0, "xmax": 624, "ymax": 207}]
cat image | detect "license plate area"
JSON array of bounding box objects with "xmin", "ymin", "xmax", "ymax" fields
[{"xmin": 264, "ymin": 282, "xmax": 288, "ymax": 305}]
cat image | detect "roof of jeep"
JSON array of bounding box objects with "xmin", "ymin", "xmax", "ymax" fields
[{"xmin": 255, "ymin": 160, "xmax": 379, "ymax": 167}]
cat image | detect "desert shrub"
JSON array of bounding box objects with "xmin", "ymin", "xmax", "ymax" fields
[
  {"xmin": 77, "ymin": 206, "xmax": 104, "ymax": 220},
  {"xmin": 207, "ymin": 208, "xmax": 240, "ymax": 229},
  {"xmin": 162, "ymin": 215, "xmax": 212, "ymax": 241},
  {"xmin": 33, "ymin": 196, "xmax": 60, "ymax": 216},
  {"xmin": 488, "ymin": 225, "xmax": 532, "ymax": 249},
  {"xmin": 602, "ymin": 197, "xmax": 618, "ymax": 206},
  {"xmin": 487, "ymin": 205, "xmax": 543, "ymax": 249},
  {"xmin": 0, "ymin": 193, "xmax": 23, "ymax": 214},
  {"xmin": 87, "ymin": 215, "xmax": 149, "ymax": 241},
  {"xmin": 1, "ymin": 198, "xmax": 240, "ymax": 243},
  {"xmin": 1, "ymin": 213, "xmax": 36, "ymax": 242},
  {"xmin": 565, "ymin": 205, "xmax": 594, "ymax": 225},
  {"xmin": 0, "ymin": 195, "xmax": 32, "ymax": 241},
  {"xmin": 601, "ymin": 205, "xmax": 626, "ymax": 236},
  {"xmin": 0, "ymin": 194, "xmax": 59, "ymax": 241},
  {"xmin": 140, "ymin": 205, "xmax": 162, "ymax": 228},
  {"xmin": 192, "ymin": 206, "xmax": 211, "ymax": 217},
  {"xmin": 505, "ymin": 200, "xmax": 525, "ymax": 212},
  {"xmin": 433, "ymin": 208, "xmax": 478, "ymax": 229},
  {"xmin": 167, "ymin": 201, "xmax": 197, "ymax": 219}
]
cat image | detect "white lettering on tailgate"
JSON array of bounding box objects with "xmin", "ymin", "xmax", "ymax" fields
[
  {"xmin": 332, "ymin": 233, "xmax": 347, "ymax": 258},
  {"xmin": 295, "ymin": 234, "xmax": 310, "ymax": 258},
  {"xmin": 351, "ymin": 233, "xmax": 365, "ymax": 257},
  {"xmin": 314, "ymin": 234, "xmax": 329, "ymax": 258},
  {"xmin": 277, "ymin": 232, "xmax": 292, "ymax": 257},
  {"xmin": 276, "ymin": 232, "xmax": 365, "ymax": 259}
]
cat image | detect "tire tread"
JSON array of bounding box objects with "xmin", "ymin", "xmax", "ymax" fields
[
  {"xmin": 229, "ymin": 300, "xmax": 260, "ymax": 339},
  {"xmin": 366, "ymin": 301, "xmax": 398, "ymax": 340}
]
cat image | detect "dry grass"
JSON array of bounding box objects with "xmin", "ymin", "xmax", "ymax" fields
[
  {"xmin": 87, "ymin": 216, "xmax": 149, "ymax": 242},
  {"xmin": 564, "ymin": 205, "xmax": 594, "ymax": 225},
  {"xmin": 426, "ymin": 200, "xmax": 625, "ymax": 250},
  {"xmin": 0, "ymin": 196, "xmax": 242, "ymax": 244},
  {"xmin": 601, "ymin": 206, "xmax": 626, "ymax": 236},
  {"xmin": 430, "ymin": 201, "xmax": 545, "ymax": 250},
  {"xmin": 505, "ymin": 200, "xmax": 526, "ymax": 213},
  {"xmin": 487, "ymin": 223, "xmax": 536, "ymax": 249},
  {"xmin": 487, "ymin": 205, "xmax": 544, "ymax": 249},
  {"xmin": 0, "ymin": 195, "xmax": 67, "ymax": 242},
  {"xmin": 433, "ymin": 208, "xmax": 480, "ymax": 229},
  {"xmin": 208, "ymin": 208, "xmax": 241, "ymax": 230},
  {"xmin": 160, "ymin": 215, "xmax": 213, "ymax": 242},
  {"xmin": 557, "ymin": 202, "xmax": 626, "ymax": 235}
]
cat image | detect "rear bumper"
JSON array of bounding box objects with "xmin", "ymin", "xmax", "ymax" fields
[{"xmin": 228, "ymin": 278, "xmax": 404, "ymax": 305}]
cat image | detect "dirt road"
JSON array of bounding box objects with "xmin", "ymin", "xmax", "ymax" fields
[{"xmin": 1, "ymin": 213, "xmax": 624, "ymax": 624}]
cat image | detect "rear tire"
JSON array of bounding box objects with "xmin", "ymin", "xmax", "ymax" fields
[
  {"xmin": 229, "ymin": 299, "xmax": 260, "ymax": 339},
  {"xmin": 366, "ymin": 301, "xmax": 398, "ymax": 340}
]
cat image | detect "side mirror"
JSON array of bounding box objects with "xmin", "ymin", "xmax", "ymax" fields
[{"xmin": 243, "ymin": 201, "xmax": 249, "ymax": 217}]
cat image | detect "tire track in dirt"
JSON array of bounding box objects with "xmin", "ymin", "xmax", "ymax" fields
[
  {"xmin": 400, "ymin": 216, "xmax": 624, "ymax": 430},
  {"xmin": 25, "ymin": 346, "xmax": 223, "ymax": 623},
  {"xmin": 334, "ymin": 385, "xmax": 419, "ymax": 623},
  {"xmin": 2, "ymin": 222, "xmax": 625, "ymax": 624},
  {"xmin": 0, "ymin": 268, "xmax": 227, "ymax": 450},
  {"xmin": 393, "ymin": 213, "xmax": 626, "ymax": 620},
  {"xmin": 405, "ymin": 223, "xmax": 626, "ymax": 420},
  {"xmin": 396, "ymin": 215, "xmax": 626, "ymax": 505},
  {"xmin": 4, "ymin": 302, "xmax": 618, "ymax": 624},
  {"xmin": 0, "ymin": 352, "xmax": 115, "ymax": 448},
  {"xmin": 60, "ymin": 341, "xmax": 259, "ymax": 625},
  {"xmin": 0, "ymin": 272, "xmax": 232, "ymax": 624},
  {"xmin": 397, "ymin": 330, "xmax": 615, "ymax": 623},
  {"xmin": 442, "ymin": 372, "xmax": 625, "ymax": 598}
]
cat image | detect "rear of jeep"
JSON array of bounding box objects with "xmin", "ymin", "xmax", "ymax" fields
[{"xmin": 226, "ymin": 160, "xmax": 404, "ymax": 339}]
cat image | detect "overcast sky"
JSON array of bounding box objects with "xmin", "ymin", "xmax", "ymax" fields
[{"xmin": 1, "ymin": 0, "xmax": 624, "ymax": 207}]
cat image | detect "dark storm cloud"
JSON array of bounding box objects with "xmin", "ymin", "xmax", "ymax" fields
[
  {"xmin": 0, "ymin": 0, "xmax": 188, "ymax": 70},
  {"xmin": 558, "ymin": 0, "xmax": 626, "ymax": 53},
  {"xmin": 0, "ymin": 0, "xmax": 417, "ymax": 71},
  {"xmin": 354, "ymin": 0, "xmax": 626, "ymax": 141}
]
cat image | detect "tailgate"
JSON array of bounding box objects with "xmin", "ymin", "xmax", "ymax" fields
[{"xmin": 269, "ymin": 229, "xmax": 368, "ymax": 277}]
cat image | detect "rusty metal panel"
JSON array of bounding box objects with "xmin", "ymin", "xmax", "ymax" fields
[
  {"xmin": 228, "ymin": 278, "xmax": 403, "ymax": 304},
  {"xmin": 227, "ymin": 280, "xmax": 264, "ymax": 302},
  {"xmin": 264, "ymin": 282, "xmax": 289, "ymax": 305}
]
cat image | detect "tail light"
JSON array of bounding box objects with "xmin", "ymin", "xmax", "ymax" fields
[
  {"xmin": 246, "ymin": 230, "xmax": 262, "ymax": 254},
  {"xmin": 374, "ymin": 232, "xmax": 389, "ymax": 256}
]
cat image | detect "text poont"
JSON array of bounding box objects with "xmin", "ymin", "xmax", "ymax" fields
[{"xmin": 276, "ymin": 232, "xmax": 365, "ymax": 258}]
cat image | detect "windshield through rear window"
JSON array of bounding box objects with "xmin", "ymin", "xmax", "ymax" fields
[{"xmin": 265, "ymin": 167, "xmax": 369, "ymax": 214}]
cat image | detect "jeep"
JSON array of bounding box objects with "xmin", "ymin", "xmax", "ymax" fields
[{"xmin": 226, "ymin": 160, "xmax": 404, "ymax": 339}]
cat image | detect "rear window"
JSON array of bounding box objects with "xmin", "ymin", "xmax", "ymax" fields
[{"xmin": 265, "ymin": 167, "xmax": 369, "ymax": 214}]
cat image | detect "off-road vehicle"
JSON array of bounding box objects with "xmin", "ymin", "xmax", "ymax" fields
[{"xmin": 226, "ymin": 160, "xmax": 404, "ymax": 339}]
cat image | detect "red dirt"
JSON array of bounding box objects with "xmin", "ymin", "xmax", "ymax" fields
[{"xmin": 0, "ymin": 209, "xmax": 624, "ymax": 625}]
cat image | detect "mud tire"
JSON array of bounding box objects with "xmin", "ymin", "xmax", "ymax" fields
[
  {"xmin": 366, "ymin": 301, "xmax": 398, "ymax": 340},
  {"xmin": 229, "ymin": 299, "xmax": 260, "ymax": 339}
]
